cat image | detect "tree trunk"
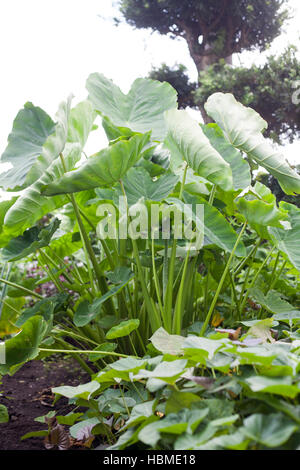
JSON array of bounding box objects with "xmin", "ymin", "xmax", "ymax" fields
[{"xmin": 187, "ymin": 41, "xmax": 232, "ymax": 123}]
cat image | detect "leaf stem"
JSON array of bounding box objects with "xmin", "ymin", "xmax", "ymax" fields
[{"xmin": 200, "ymin": 221, "xmax": 248, "ymax": 336}]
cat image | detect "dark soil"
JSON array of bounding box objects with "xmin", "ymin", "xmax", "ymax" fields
[{"xmin": 0, "ymin": 358, "xmax": 90, "ymax": 450}]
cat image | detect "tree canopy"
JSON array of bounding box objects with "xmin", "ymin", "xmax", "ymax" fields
[
  {"xmin": 119, "ymin": 0, "xmax": 289, "ymax": 70},
  {"xmin": 118, "ymin": 0, "xmax": 300, "ymax": 143}
]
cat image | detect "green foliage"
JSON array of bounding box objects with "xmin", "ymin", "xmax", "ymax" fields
[
  {"xmin": 205, "ymin": 93, "xmax": 300, "ymax": 195},
  {"xmin": 119, "ymin": 0, "xmax": 288, "ymax": 57},
  {"xmin": 0, "ymin": 72, "xmax": 299, "ymax": 450},
  {"xmin": 51, "ymin": 327, "xmax": 300, "ymax": 450},
  {"xmin": 149, "ymin": 63, "xmax": 197, "ymax": 109},
  {"xmin": 196, "ymin": 47, "xmax": 300, "ymax": 143}
]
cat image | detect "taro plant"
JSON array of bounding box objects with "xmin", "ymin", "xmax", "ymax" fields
[{"xmin": 0, "ymin": 73, "xmax": 299, "ymax": 379}]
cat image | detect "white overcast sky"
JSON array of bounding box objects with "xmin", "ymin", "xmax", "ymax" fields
[{"xmin": 0, "ymin": 0, "xmax": 299, "ymax": 178}]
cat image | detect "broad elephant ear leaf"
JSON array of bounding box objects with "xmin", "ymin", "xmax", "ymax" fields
[
  {"xmin": 3, "ymin": 144, "xmax": 81, "ymax": 239},
  {"xmin": 41, "ymin": 133, "xmax": 151, "ymax": 195},
  {"xmin": 0, "ymin": 316, "xmax": 48, "ymax": 375},
  {"xmin": 164, "ymin": 109, "xmax": 233, "ymax": 192},
  {"xmin": 0, "ymin": 103, "xmax": 56, "ymax": 191},
  {"xmin": 202, "ymin": 124, "xmax": 251, "ymax": 191},
  {"xmin": 270, "ymin": 202, "xmax": 300, "ymax": 273},
  {"xmin": 0, "ymin": 97, "xmax": 72, "ymax": 191},
  {"xmin": 1, "ymin": 218, "xmax": 60, "ymax": 262},
  {"xmin": 86, "ymin": 73, "xmax": 178, "ymax": 141},
  {"xmin": 205, "ymin": 93, "xmax": 300, "ymax": 195}
]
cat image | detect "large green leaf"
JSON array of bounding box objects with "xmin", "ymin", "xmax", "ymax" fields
[
  {"xmin": 0, "ymin": 97, "xmax": 73, "ymax": 192},
  {"xmin": 202, "ymin": 124, "xmax": 251, "ymax": 191},
  {"xmin": 270, "ymin": 202, "xmax": 300, "ymax": 273},
  {"xmin": 86, "ymin": 73, "xmax": 177, "ymax": 141},
  {"xmin": 205, "ymin": 93, "xmax": 300, "ymax": 195},
  {"xmin": 3, "ymin": 144, "xmax": 81, "ymax": 238},
  {"xmin": 164, "ymin": 109, "xmax": 233, "ymax": 192},
  {"xmin": 0, "ymin": 316, "xmax": 47, "ymax": 374},
  {"xmin": 241, "ymin": 413, "xmax": 298, "ymax": 447},
  {"xmin": 1, "ymin": 218, "xmax": 60, "ymax": 262},
  {"xmin": 41, "ymin": 133, "xmax": 151, "ymax": 195},
  {"xmin": 0, "ymin": 103, "xmax": 56, "ymax": 191}
]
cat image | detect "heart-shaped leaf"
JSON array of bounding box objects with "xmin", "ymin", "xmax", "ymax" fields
[
  {"xmin": 164, "ymin": 109, "xmax": 233, "ymax": 191},
  {"xmin": 86, "ymin": 73, "xmax": 177, "ymax": 141}
]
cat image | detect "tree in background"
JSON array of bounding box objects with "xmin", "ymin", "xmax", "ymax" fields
[{"xmin": 117, "ymin": 0, "xmax": 300, "ymax": 142}]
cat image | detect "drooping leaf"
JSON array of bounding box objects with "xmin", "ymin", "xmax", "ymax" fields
[
  {"xmin": 106, "ymin": 319, "xmax": 140, "ymax": 340},
  {"xmin": 205, "ymin": 93, "xmax": 300, "ymax": 195},
  {"xmin": 3, "ymin": 143, "xmax": 81, "ymax": 237},
  {"xmin": 0, "ymin": 316, "xmax": 48, "ymax": 374},
  {"xmin": 86, "ymin": 73, "xmax": 177, "ymax": 141},
  {"xmin": 164, "ymin": 109, "xmax": 233, "ymax": 191},
  {"xmin": 0, "ymin": 103, "xmax": 56, "ymax": 191},
  {"xmin": 1, "ymin": 218, "xmax": 60, "ymax": 262},
  {"xmin": 203, "ymin": 123, "xmax": 251, "ymax": 191},
  {"xmin": 41, "ymin": 133, "xmax": 151, "ymax": 195}
]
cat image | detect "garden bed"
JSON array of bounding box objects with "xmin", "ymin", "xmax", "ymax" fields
[{"xmin": 0, "ymin": 359, "xmax": 89, "ymax": 450}]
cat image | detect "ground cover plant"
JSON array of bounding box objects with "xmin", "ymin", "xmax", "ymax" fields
[{"xmin": 0, "ymin": 73, "xmax": 300, "ymax": 450}]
